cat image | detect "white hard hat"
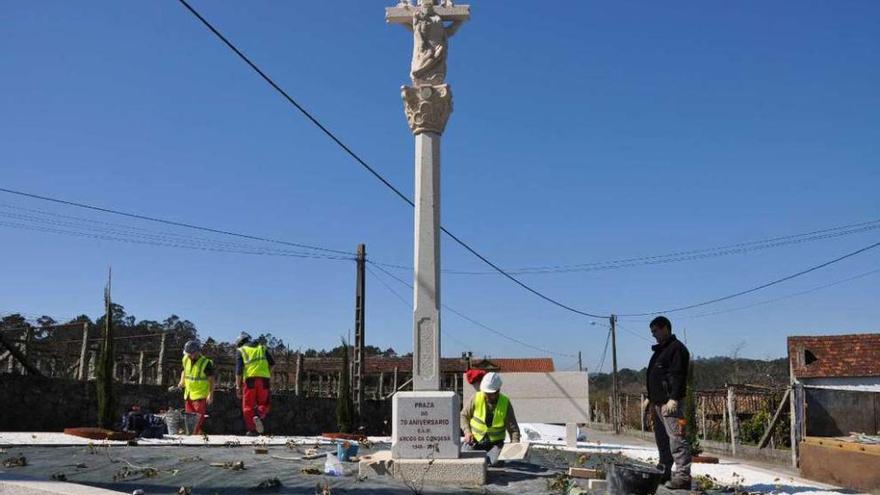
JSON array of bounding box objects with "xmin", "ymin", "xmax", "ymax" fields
[{"xmin": 480, "ymin": 372, "xmax": 502, "ymax": 393}]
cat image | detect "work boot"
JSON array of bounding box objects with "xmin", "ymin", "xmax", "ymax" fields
[
  {"xmin": 665, "ymin": 476, "xmax": 692, "ymax": 490},
  {"xmin": 655, "ymin": 465, "xmax": 671, "ymax": 484},
  {"xmin": 253, "ymin": 416, "xmax": 264, "ymax": 434},
  {"xmin": 245, "ymin": 430, "xmax": 258, "ymax": 437}
]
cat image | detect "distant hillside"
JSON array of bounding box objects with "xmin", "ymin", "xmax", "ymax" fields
[{"xmin": 590, "ymin": 356, "xmax": 789, "ymax": 397}]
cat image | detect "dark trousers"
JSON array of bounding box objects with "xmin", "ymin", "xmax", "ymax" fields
[{"xmin": 652, "ymin": 404, "xmax": 692, "ymax": 479}]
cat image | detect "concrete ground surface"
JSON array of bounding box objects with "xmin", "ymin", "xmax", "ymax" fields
[{"xmin": 0, "ymin": 429, "xmax": 859, "ymax": 494}]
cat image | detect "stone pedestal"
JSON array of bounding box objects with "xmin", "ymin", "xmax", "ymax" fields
[{"xmin": 392, "ymin": 391, "xmax": 460, "ymax": 459}]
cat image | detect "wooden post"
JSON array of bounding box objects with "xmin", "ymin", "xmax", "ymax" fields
[
  {"xmin": 722, "ymin": 397, "xmax": 728, "ymax": 443},
  {"xmin": 700, "ymin": 396, "xmax": 707, "ymax": 441},
  {"xmin": 157, "ymin": 332, "xmax": 167, "ymax": 385},
  {"xmin": 640, "ymin": 393, "xmax": 646, "ymax": 432},
  {"xmin": 392, "ymin": 366, "xmax": 399, "ymax": 395},
  {"xmin": 759, "ymin": 388, "xmax": 790, "ymax": 449},
  {"xmin": 378, "ymin": 371, "xmax": 385, "ymax": 398},
  {"xmin": 624, "ymin": 395, "xmax": 630, "ymax": 430},
  {"xmin": 727, "ymin": 386, "xmax": 738, "ymax": 456},
  {"xmin": 0, "ymin": 331, "xmax": 43, "ymax": 377},
  {"xmin": 78, "ymin": 322, "xmax": 89, "ymax": 381},
  {"xmin": 790, "ymin": 383, "xmax": 804, "ymax": 468},
  {"xmin": 21, "ymin": 327, "xmax": 33, "ymax": 375},
  {"xmin": 88, "ymin": 350, "xmax": 96, "ymax": 380},
  {"xmin": 453, "ymin": 371, "xmax": 459, "ymax": 394},
  {"xmin": 608, "ymin": 396, "xmax": 613, "ymax": 426},
  {"xmin": 138, "ymin": 351, "xmax": 145, "ymax": 385},
  {"xmin": 294, "ymin": 353, "xmax": 302, "ymax": 396}
]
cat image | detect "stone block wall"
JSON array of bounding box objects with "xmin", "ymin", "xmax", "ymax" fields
[{"xmin": 0, "ymin": 374, "xmax": 392, "ymax": 435}]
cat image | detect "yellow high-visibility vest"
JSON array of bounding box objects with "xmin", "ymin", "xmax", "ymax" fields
[
  {"xmin": 470, "ymin": 392, "xmax": 509, "ymax": 443},
  {"xmin": 239, "ymin": 344, "xmax": 271, "ymax": 379},
  {"xmin": 182, "ymin": 355, "xmax": 212, "ymax": 400}
]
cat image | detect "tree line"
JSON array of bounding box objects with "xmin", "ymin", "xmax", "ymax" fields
[{"xmin": 0, "ymin": 304, "xmax": 406, "ymax": 359}]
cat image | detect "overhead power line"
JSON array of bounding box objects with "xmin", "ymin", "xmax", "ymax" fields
[
  {"xmin": 0, "ymin": 219, "xmax": 351, "ymax": 261},
  {"xmin": 0, "ymin": 203, "xmax": 335, "ymax": 255},
  {"xmin": 364, "ymin": 264, "xmax": 475, "ymax": 354},
  {"xmin": 615, "ymin": 322, "xmax": 653, "ymax": 343},
  {"xmin": 367, "ymin": 261, "xmax": 576, "ymax": 358},
  {"xmin": 373, "ymin": 217, "xmax": 880, "ymax": 275},
  {"xmin": 174, "ymin": 0, "xmax": 609, "ymax": 320},
  {"xmin": 618, "ymin": 239, "xmax": 880, "ymax": 317},
  {"xmin": 680, "ymin": 266, "xmax": 880, "ymax": 319},
  {"xmin": 0, "ymin": 187, "xmax": 353, "ymax": 256},
  {"xmin": 0, "ymin": 203, "xmax": 351, "ymax": 261},
  {"xmin": 594, "ymin": 326, "xmax": 612, "ymax": 374}
]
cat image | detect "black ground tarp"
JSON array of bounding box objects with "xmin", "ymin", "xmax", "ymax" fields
[{"xmin": 0, "ymin": 444, "xmax": 636, "ymax": 494}]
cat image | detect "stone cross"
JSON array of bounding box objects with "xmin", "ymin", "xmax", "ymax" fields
[{"xmin": 387, "ymin": 1, "xmax": 469, "ymax": 392}]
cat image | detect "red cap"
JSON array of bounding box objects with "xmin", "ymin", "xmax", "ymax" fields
[{"xmin": 465, "ymin": 369, "xmax": 487, "ymax": 385}]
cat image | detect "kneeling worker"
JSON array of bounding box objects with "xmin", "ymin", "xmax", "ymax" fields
[
  {"xmin": 170, "ymin": 339, "xmax": 214, "ymax": 435},
  {"xmin": 461, "ymin": 372, "xmax": 520, "ymax": 465}
]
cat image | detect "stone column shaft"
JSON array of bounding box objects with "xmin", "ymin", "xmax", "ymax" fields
[{"xmin": 412, "ymin": 131, "xmax": 441, "ymax": 391}]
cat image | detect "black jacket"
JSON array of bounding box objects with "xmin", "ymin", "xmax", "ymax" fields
[{"xmin": 646, "ymin": 335, "xmax": 689, "ymax": 404}]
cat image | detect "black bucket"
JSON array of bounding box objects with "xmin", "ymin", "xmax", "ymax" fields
[{"xmin": 606, "ymin": 462, "xmax": 664, "ymax": 495}]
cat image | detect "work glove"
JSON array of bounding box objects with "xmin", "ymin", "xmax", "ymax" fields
[
  {"xmin": 167, "ymin": 385, "xmax": 181, "ymax": 393},
  {"xmin": 660, "ymin": 399, "xmax": 678, "ymax": 417}
]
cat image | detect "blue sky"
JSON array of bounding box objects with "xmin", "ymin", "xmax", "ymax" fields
[{"xmin": 1, "ymin": 1, "xmax": 878, "ymax": 371}]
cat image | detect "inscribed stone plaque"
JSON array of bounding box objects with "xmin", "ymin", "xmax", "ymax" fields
[{"xmin": 392, "ymin": 391, "xmax": 460, "ymax": 459}]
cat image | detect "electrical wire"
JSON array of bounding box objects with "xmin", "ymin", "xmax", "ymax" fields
[
  {"xmin": 594, "ymin": 326, "xmax": 612, "ymax": 374},
  {"xmin": 174, "ymin": 0, "xmax": 609, "ymax": 320},
  {"xmin": 615, "ymin": 322, "xmax": 653, "ymax": 343},
  {"xmin": 679, "ymin": 266, "xmax": 880, "ymax": 319},
  {"xmin": 618, "ymin": 239, "xmax": 880, "ymax": 317},
  {"xmin": 0, "ymin": 203, "xmax": 344, "ymax": 256},
  {"xmin": 366, "ymin": 261, "xmax": 577, "ymax": 358},
  {"xmin": 0, "ymin": 218, "xmax": 352, "ymax": 261},
  {"xmin": 0, "ymin": 187, "xmax": 353, "ymax": 256},
  {"xmin": 363, "ymin": 264, "xmax": 475, "ymax": 354},
  {"xmin": 377, "ymin": 217, "xmax": 880, "ymax": 275}
]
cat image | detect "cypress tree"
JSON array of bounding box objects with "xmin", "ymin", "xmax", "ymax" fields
[{"xmin": 96, "ymin": 272, "xmax": 116, "ymax": 429}]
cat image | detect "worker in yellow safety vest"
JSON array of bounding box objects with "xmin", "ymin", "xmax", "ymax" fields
[
  {"xmin": 460, "ymin": 372, "xmax": 521, "ymax": 465},
  {"xmin": 234, "ymin": 332, "xmax": 275, "ymax": 436},
  {"xmin": 170, "ymin": 339, "xmax": 214, "ymax": 435}
]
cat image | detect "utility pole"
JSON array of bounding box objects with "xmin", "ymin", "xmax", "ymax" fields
[
  {"xmin": 610, "ymin": 314, "xmax": 620, "ymax": 434},
  {"xmin": 578, "ymin": 351, "xmax": 583, "ymax": 372},
  {"xmin": 353, "ymin": 244, "xmax": 366, "ymax": 415}
]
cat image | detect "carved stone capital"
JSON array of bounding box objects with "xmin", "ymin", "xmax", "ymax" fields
[{"xmin": 401, "ymin": 84, "xmax": 453, "ymax": 135}]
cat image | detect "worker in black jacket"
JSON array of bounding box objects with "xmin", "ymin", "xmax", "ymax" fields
[{"xmin": 642, "ymin": 316, "xmax": 692, "ymax": 490}]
